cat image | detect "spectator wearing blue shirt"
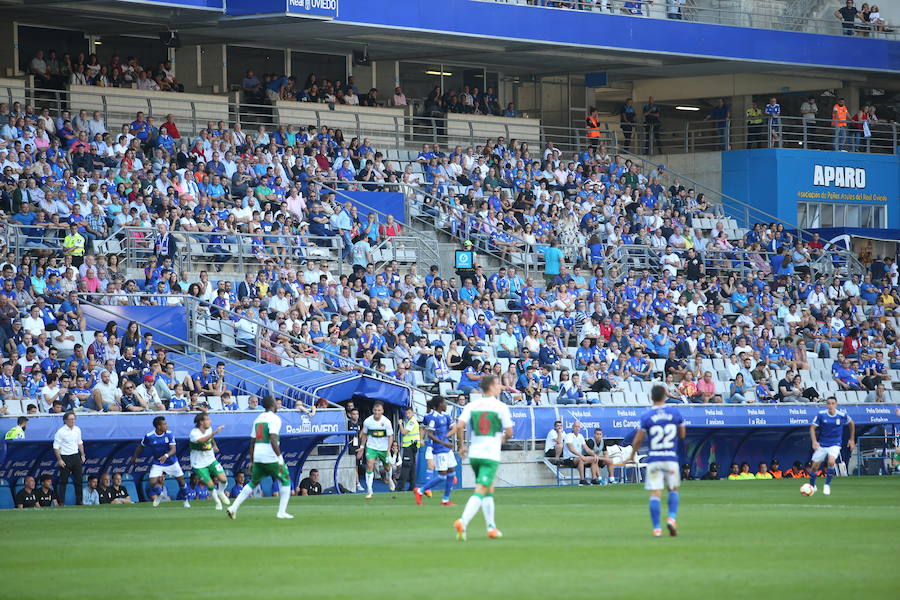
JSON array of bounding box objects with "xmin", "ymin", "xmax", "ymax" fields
[
  {"xmin": 833, "ymin": 358, "xmax": 863, "ymax": 391},
  {"xmin": 129, "ymin": 111, "xmax": 151, "ymax": 143},
  {"xmin": 538, "ymin": 337, "xmax": 561, "ymax": 370},
  {"xmin": 543, "ymin": 240, "xmax": 564, "ymax": 288},
  {"xmin": 626, "ymin": 348, "xmax": 653, "ymax": 381},
  {"xmin": 558, "ymin": 374, "xmax": 587, "ymax": 405},
  {"xmin": 704, "ymin": 98, "xmax": 730, "ymax": 150},
  {"xmin": 755, "ymin": 377, "xmax": 775, "ymax": 403},
  {"xmin": 730, "ymin": 285, "xmax": 749, "ymax": 310},
  {"xmin": 764, "ymin": 97, "xmax": 781, "ymax": 145},
  {"xmin": 458, "ymin": 361, "xmax": 483, "ymax": 394},
  {"xmin": 115, "ymin": 346, "xmax": 143, "ymax": 386}
]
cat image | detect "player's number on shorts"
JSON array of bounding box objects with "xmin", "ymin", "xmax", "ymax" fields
[{"xmin": 649, "ymin": 424, "xmax": 677, "ymax": 450}]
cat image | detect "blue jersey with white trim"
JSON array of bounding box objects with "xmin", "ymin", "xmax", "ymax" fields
[
  {"xmin": 638, "ymin": 406, "xmax": 684, "ymax": 463},
  {"xmin": 812, "ymin": 409, "xmax": 850, "ymax": 448},
  {"xmin": 141, "ymin": 431, "xmax": 177, "ymax": 466},
  {"xmin": 428, "ymin": 412, "xmax": 453, "ymax": 455},
  {"xmin": 422, "ymin": 411, "xmax": 434, "ymax": 449}
]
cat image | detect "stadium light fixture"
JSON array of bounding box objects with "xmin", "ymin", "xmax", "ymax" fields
[
  {"xmin": 675, "ymin": 105, "xmax": 700, "ymax": 111},
  {"xmin": 425, "ymin": 70, "xmax": 453, "ymax": 76}
]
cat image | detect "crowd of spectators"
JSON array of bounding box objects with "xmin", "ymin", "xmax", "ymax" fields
[
  {"xmin": 29, "ymin": 49, "xmax": 183, "ymax": 92},
  {"xmin": 835, "ymin": 1, "xmax": 892, "ymax": 35},
  {"xmin": 499, "ymin": 0, "xmax": 894, "ymax": 32},
  {"xmin": 241, "ymin": 70, "xmax": 518, "ymax": 118},
  {"xmin": 0, "ymin": 92, "xmax": 896, "ymax": 420},
  {"xmin": 242, "ymin": 72, "xmax": 381, "ymax": 108}
]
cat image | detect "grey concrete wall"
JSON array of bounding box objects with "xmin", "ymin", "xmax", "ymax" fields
[{"xmin": 647, "ymin": 150, "xmax": 723, "ymax": 195}]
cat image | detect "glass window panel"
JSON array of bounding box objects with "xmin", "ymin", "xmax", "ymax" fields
[
  {"xmin": 797, "ymin": 203, "xmax": 807, "ymax": 229},
  {"xmin": 860, "ymin": 205, "xmax": 872, "ymax": 228},
  {"xmin": 807, "ymin": 203, "xmax": 821, "ymax": 228},
  {"xmin": 820, "ymin": 203, "xmax": 833, "ymax": 227},
  {"xmin": 845, "ymin": 205, "xmax": 859, "ymax": 228}
]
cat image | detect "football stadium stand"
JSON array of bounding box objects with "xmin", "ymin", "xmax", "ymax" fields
[{"xmin": 0, "ymin": 0, "xmax": 898, "ymax": 504}]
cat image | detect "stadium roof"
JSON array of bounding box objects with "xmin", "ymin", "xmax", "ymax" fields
[{"xmin": 2, "ymin": 0, "xmax": 897, "ymax": 84}]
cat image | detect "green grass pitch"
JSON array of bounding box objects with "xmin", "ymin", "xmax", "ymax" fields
[{"xmin": 1, "ymin": 478, "xmax": 897, "ymax": 599}]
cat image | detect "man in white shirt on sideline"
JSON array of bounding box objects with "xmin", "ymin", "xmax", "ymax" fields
[
  {"xmin": 544, "ymin": 420, "xmax": 566, "ymax": 461},
  {"xmin": 53, "ymin": 411, "xmax": 86, "ymax": 505},
  {"xmin": 563, "ymin": 421, "xmax": 602, "ymax": 485}
]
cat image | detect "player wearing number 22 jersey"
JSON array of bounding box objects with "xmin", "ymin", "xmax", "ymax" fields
[{"xmin": 628, "ymin": 385, "xmax": 686, "ymax": 538}]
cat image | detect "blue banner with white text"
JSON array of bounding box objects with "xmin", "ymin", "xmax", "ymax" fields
[
  {"xmin": 722, "ymin": 149, "xmax": 900, "ymax": 229},
  {"xmin": 226, "ymin": 0, "xmax": 337, "ymax": 18},
  {"xmin": 515, "ymin": 404, "xmax": 900, "ymax": 441}
]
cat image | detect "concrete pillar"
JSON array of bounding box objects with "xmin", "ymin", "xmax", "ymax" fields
[
  {"xmin": 350, "ymin": 62, "xmax": 374, "ymax": 93},
  {"xmin": 174, "ymin": 45, "xmax": 201, "ymax": 92},
  {"xmin": 0, "ymin": 20, "xmax": 17, "ymax": 76},
  {"xmin": 375, "ymin": 60, "xmax": 395, "ymax": 100},
  {"xmin": 835, "ymin": 85, "xmax": 860, "ymax": 113},
  {"xmin": 199, "ymin": 44, "xmax": 227, "ymax": 94},
  {"xmin": 732, "ymin": 94, "xmax": 753, "ymax": 147},
  {"xmin": 175, "ymin": 44, "xmax": 226, "ymax": 94}
]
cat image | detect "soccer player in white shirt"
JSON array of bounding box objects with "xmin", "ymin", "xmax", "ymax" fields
[
  {"xmin": 358, "ymin": 401, "xmax": 395, "ymax": 499},
  {"xmin": 189, "ymin": 413, "xmax": 230, "ymax": 510},
  {"xmin": 227, "ymin": 396, "xmax": 293, "ymax": 519},
  {"xmin": 452, "ymin": 375, "xmax": 514, "ymax": 541}
]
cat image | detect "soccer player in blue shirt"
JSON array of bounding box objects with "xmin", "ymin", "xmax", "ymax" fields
[
  {"xmin": 808, "ymin": 396, "xmax": 855, "ymax": 496},
  {"xmin": 627, "ymin": 385, "xmax": 686, "ymax": 537},
  {"xmin": 130, "ymin": 416, "xmax": 190, "ymax": 508},
  {"xmin": 414, "ymin": 397, "xmax": 458, "ymax": 507}
]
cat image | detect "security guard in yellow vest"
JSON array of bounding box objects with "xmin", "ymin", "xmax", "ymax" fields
[
  {"xmin": 5, "ymin": 416, "xmax": 27, "ymax": 440},
  {"xmin": 746, "ymin": 102, "xmax": 764, "ymax": 149},
  {"xmin": 397, "ymin": 405, "xmax": 420, "ymax": 491},
  {"xmin": 62, "ymin": 222, "xmax": 86, "ymax": 267}
]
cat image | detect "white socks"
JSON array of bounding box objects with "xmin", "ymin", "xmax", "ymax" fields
[
  {"xmin": 460, "ymin": 494, "xmax": 483, "ymax": 527},
  {"xmin": 482, "ymin": 495, "xmax": 496, "ymax": 530},
  {"xmin": 278, "ymin": 483, "xmax": 291, "ymax": 514},
  {"xmin": 365, "ymin": 471, "xmax": 374, "ymax": 494},
  {"xmin": 230, "ymin": 483, "xmax": 255, "ymax": 511},
  {"xmin": 212, "ymin": 487, "xmax": 222, "ymax": 508}
]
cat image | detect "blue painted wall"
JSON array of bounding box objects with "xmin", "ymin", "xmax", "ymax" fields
[
  {"xmin": 121, "ymin": 0, "xmax": 897, "ymax": 71},
  {"xmin": 334, "ymin": 0, "xmax": 898, "ymax": 72},
  {"xmin": 721, "ymin": 149, "xmax": 900, "ymax": 228}
]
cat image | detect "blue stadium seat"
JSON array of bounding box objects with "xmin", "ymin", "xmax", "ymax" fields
[
  {"xmin": 163, "ymin": 477, "xmax": 183, "ymax": 501},
  {"xmin": 118, "ymin": 474, "xmax": 139, "ymax": 503},
  {"xmin": 0, "ymin": 480, "xmax": 15, "ymax": 509},
  {"xmin": 63, "ymin": 483, "xmax": 76, "ymax": 506}
]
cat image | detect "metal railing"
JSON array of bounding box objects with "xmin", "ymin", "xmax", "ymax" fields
[
  {"xmin": 80, "ymin": 299, "xmax": 333, "ymax": 409},
  {"xmin": 630, "ymin": 116, "xmax": 898, "ymax": 155},
  {"xmin": 115, "ymin": 227, "xmax": 349, "ymax": 278},
  {"xmin": 76, "ymin": 291, "xmax": 435, "ymax": 413},
  {"xmin": 400, "ymin": 181, "xmax": 543, "ymax": 277},
  {"xmin": 607, "ymin": 242, "xmax": 865, "ymax": 279},
  {"xmin": 181, "ymin": 295, "xmax": 435, "ymax": 412},
  {"xmin": 314, "ymin": 180, "xmax": 442, "ymax": 269},
  {"xmin": 11, "ymin": 83, "xmax": 897, "ymax": 163},
  {"xmin": 478, "ymin": 0, "xmax": 899, "ymax": 39}
]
